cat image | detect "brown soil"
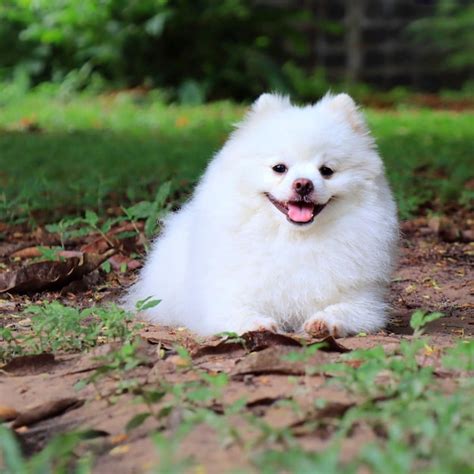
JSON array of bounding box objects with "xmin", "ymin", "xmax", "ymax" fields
[{"xmin": 0, "ymin": 214, "xmax": 472, "ymax": 473}]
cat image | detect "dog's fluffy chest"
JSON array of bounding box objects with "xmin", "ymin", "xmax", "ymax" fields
[{"xmin": 229, "ymin": 231, "xmax": 352, "ymax": 321}]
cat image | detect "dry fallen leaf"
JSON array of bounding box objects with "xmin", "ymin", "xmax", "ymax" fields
[
  {"xmin": 193, "ymin": 331, "xmax": 350, "ymax": 359},
  {"xmin": 109, "ymin": 444, "xmax": 130, "ymax": 456},
  {"xmin": 319, "ymin": 336, "xmax": 352, "ymax": 353},
  {"xmin": 0, "ymin": 249, "xmax": 115, "ymax": 293},
  {"xmin": 12, "ymin": 397, "xmax": 85, "ymax": 428},
  {"xmin": 2, "ymin": 353, "xmax": 58, "ymax": 376},
  {"xmin": 0, "ymin": 242, "xmax": 33, "ymax": 258},
  {"xmin": 0, "ymin": 406, "xmax": 18, "ymax": 422},
  {"xmin": 231, "ymin": 346, "xmax": 331, "ymax": 377},
  {"xmin": 110, "ymin": 433, "xmax": 128, "ymax": 445},
  {"xmin": 193, "ymin": 330, "xmax": 303, "ymax": 358}
]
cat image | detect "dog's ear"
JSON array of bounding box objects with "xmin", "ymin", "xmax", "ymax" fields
[
  {"xmin": 250, "ymin": 93, "xmax": 291, "ymax": 115},
  {"xmin": 326, "ymin": 93, "xmax": 368, "ymax": 134}
]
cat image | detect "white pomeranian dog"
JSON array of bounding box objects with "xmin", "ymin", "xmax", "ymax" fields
[{"xmin": 126, "ymin": 93, "xmax": 398, "ymax": 337}]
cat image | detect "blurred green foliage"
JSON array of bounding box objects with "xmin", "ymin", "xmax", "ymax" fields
[
  {"xmin": 1, "ymin": 1, "xmax": 473, "ymax": 101},
  {"xmin": 0, "ymin": 91, "xmax": 472, "ymax": 224},
  {"xmin": 0, "ymin": 0, "xmax": 318, "ymax": 101},
  {"xmin": 408, "ymin": 0, "xmax": 474, "ymax": 73}
]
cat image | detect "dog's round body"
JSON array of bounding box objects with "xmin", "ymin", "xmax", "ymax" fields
[{"xmin": 126, "ymin": 93, "xmax": 398, "ymax": 336}]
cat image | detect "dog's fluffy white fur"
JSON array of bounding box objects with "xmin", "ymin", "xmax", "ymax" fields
[{"xmin": 126, "ymin": 93, "xmax": 398, "ymax": 337}]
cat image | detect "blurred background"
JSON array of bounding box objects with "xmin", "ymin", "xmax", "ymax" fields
[
  {"xmin": 1, "ymin": 0, "xmax": 473, "ymax": 103},
  {"xmin": 0, "ymin": 0, "xmax": 473, "ymax": 226}
]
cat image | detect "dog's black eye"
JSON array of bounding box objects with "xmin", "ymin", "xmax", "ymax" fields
[
  {"xmin": 272, "ymin": 164, "xmax": 287, "ymax": 174},
  {"xmin": 319, "ymin": 166, "xmax": 334, "ymax": 178}
]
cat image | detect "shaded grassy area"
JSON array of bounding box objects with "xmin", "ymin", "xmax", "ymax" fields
[{"xmin": 0, "ymin": 92, "xmax": 473, "ymax": 225}]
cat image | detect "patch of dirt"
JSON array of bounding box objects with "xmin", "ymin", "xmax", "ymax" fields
[
  {"xmin": 390, "ymin": 214, "xmax": 473, "ymax": 337},
  {"xmin": 0, "ymin": 325, "xmax": 467, "ymax": 473},
  {"xmin": 0, "ymin": 213, "xmax": 473, "ymax": 472}
]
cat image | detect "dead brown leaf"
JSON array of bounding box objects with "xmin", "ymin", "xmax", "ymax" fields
[
  {"xmin": 12, "ymin": 397, "xmax": 85, "ymax": 428},
  {"xmin": 231, "ymin": 346, "xmax": 332, "ymax": 377},
  {"xmin": 246, "ymin": 396, "xmax": 285, "ymax": 408},
  {"xmin": 193, "ymin": 331, "xmax": 303, "ymax": 358},
  {"xmin": 319, "ymin": 336, "xmax": 351, "ymax": 353},
  {"xmin": 193, "ymin": 332, "xmax": 350, "ymax": 360},
  {"xmin": 0, "ymin": 406, "xmax": 18, "ymax": 422},
  {"xmin": 140, "ymin": 325, "xmax": 197, "ymax": 358},
  {"xmin": 0, "ymin": 249, "xmax": 115, "ymax": 293},
  {"xmin": 242, "ymin": 331, "xmax": 306, "ymax": 351},
  {"xmin": 2, "ymin": 353, "xmax": 58, "ymax": 376},
  {"xmin": 0, "ymin": 242, "xmax": 34, "ymax": 258}
]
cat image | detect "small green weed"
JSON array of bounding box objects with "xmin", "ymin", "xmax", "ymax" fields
[
  {"xmin": 0, "ymin": 426, "xmax": 95, "ymax": 474},
  {"xmin": 74, "ymin": 340, "xmax": 146, "ymax": 402},
  {"xmin": 442, "ymin": 339, "xmax": 474, "ymax": 372},
  {"xmin": 35, "ymin": 246, "xmax": 65, "ymax": 262},
  {"xmin": 0, "ymin": 302, "xmax": 140, "ymax": 362},
  {"xmin": 410, "ymin": 310, "xmax": 444, "ymax": 337},
  {"xmin": 44, "ymin": 181, "xmax": 172, "ymax": 249},
  {"xmin": 135, "ymin": 296, "xmax": 161, "ymax": 312},
  {"xmin": 152, "ymin": 433, "xmax": 196, "ymax": 474},
  {"xmin": 255, "ymin": 446, "xmax": 345, "ymax": 474}
]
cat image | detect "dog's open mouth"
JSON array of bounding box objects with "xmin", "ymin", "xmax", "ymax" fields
[{"xmin": 265, "ymin": 193, "xmax": 327, "ymax": 225}]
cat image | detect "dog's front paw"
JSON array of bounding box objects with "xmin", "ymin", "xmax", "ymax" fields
[
  {"xmin": 304, "ymin": 317, "xmax": 344, "ymax": 338},
  {"xmin": 238, "ymin": 316, "xmax": 278, "ymax": 334}
]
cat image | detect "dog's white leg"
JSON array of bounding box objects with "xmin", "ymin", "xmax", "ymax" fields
[
  {"xmin": 303, "ymin": 289, "xmax": 388, "ymax": 338},
  {"xmin": 198, "ymin": 305, "xmax": 278, "ymax": 336},
  {"xmin": 234, "ymin": 311, "xmax": 278, "ymax": 334}
]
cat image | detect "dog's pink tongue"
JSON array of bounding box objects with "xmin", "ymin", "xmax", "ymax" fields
[{"xmin": 287, "ymin": 202, "xmax": 314, "ymax": 223}]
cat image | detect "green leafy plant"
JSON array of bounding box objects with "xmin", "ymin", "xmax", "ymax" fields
[
  {"xmin": 442, "ymin": 340, "xmax": 474, "ymax": 372},
  {"xmin": 409, "ymin": 310, "xmax": 444, "ymax": 337},
  {"xmin": 135, "ymin": 296, "xmax": 161, "ymax": 312},
  {"xmin": 36, "ymin": 246, "xmax": 65, "ymax": 261},
  {"xmin": 122, "ymin": 181, "xmax": 172, "ymax": 240},
  {"xmin": 0, "ymin": 302, "xmax": 140, "ymax": 362},
  {"xmin": 152, "ymin": 432, "xmax": 195, "ymax": 474},
  {"xmin": 0, "ymin": 426, "xmax": 95, "ymax": 474},
  {"xmin": 408, "ymin": 0, "xmax": 474, "ymax": 74},
  {"xmin": 0, "ymin": 0, "xmax": 312, "ymax": 100},
  {"xmin": 75, "ymin": 340, "xmax": 145, "ymax": 401}
]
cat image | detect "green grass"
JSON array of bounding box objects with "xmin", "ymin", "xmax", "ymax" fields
[
  {"xmin": 0, "ymin": 90, "xmax": 473, "ymax": 224},
  {"xmin": 0, "ymin": 302, "xmax": 140, "ymax": 362}
]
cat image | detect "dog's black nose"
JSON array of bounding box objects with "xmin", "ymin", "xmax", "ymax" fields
[{"xmin": 293, "ymin": 178, "xmax": 314, "ymax": 196}]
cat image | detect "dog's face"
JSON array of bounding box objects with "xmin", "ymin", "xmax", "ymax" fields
[{"xmin": 222, "ymin": 93, "xmax": 384, "ymax": 229}]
